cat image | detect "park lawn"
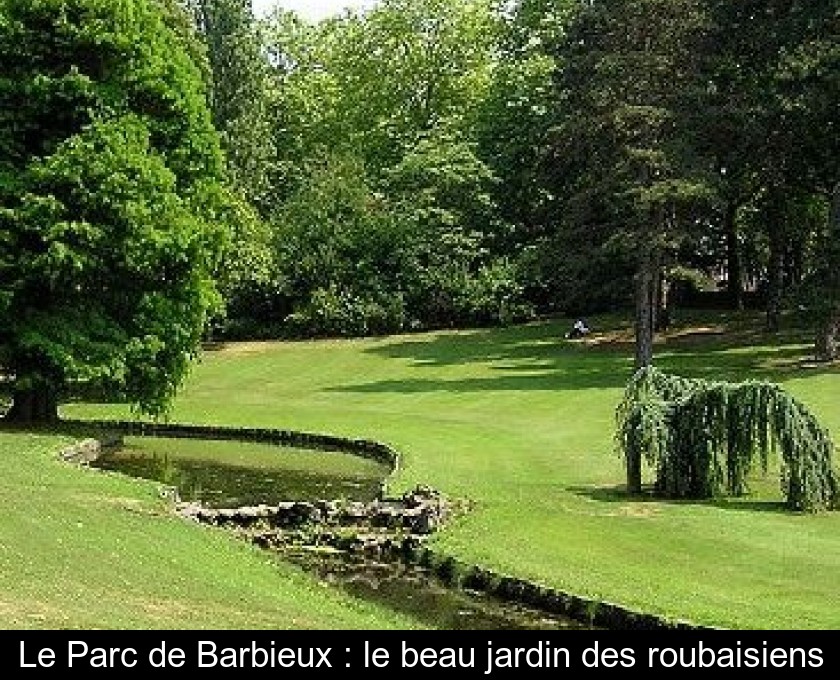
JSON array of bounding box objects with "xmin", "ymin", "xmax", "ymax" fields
[
  {"xmin": 0, "ymin": 430, "xmax": 422, "ymax": 629},
  {"xmin": 66, "ymin": 311, "xmax": 840, "ymax": 629}
]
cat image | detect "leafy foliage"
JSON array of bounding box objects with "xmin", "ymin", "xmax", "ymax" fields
[
  {"xmin": 313, "ymin": 0, "xmax": 497, "ymax": 171},
  {"xmin": 384, "ymin": 131, "xmax": 532, "ymax": 328},
  {"xmin": 137, "ymin": 0, "xmax": 840, "ymax": 355},
  {"xmin": 187, "ymin": 0, "xmax": 277, "ymax": 213},
  {"xmin": 269, "ymin": 155, "xmax": 410, "ymax": 337},
  {"xmin": 0, "ymin": 0, "xmax": 228, "ymax": 419},
  {"xmin": 616, "ymin": 367, "xmax": 839, "ymax": 511},
  {"xmin": 260, "ymin": 150, "xmax": 531, "ymax": 338}
]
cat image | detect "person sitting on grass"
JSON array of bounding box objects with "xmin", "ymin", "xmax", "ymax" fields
[{"xmin": 565, "ymin": 318, "xmax": 591, "ymax": 339}]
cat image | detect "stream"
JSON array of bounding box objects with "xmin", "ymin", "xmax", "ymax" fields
[{"xmin": 92, "ymin": 436, "xmax": 591, "ymax": 630}]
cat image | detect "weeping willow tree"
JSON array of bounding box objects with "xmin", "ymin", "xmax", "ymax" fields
[{"xmin": 616, "ymin": 367, "xmax": 839, "ymax": 511}]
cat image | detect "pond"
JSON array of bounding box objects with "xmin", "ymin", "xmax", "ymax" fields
[
  {"xmin": 92, "ymin": 435, "xmax": 591, "ymax": 630},
  {"xmin": 93, "ymin": 436, "xmax": 388, "ymax": 507}
]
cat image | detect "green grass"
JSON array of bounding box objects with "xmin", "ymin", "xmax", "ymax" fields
[
  {"xmin": 0, "ymin": 430, "xmax": 422, "ymax": 629},
  {"xmin": 46, "ymin": 311, "xmax": 840, "ymax": 628}
]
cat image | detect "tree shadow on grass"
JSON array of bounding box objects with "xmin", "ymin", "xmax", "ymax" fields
[
  {"xmin": 358, "ymin": 313, "xmax": 802, "ymax": 367},
  {"xmin": 326, "ymin": 362, "xmax": 635, "ymax": 394},
  {"xmin": 328, "ymin": 376, "xmax": 598, "ymax": 394},
  {"xmin": 329, "ymin": 318, "xmax": 837, "ymax": 396},
  {"xmin": 568, "ymin": 484, "xmax": 790, "ymax": 515},
  {"xmin": 653, "ymin": 344, "xmax": 832, "ymax": 382}
]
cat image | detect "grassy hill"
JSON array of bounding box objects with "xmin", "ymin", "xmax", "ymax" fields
[
  {"xmin": 0, "ymin": 430, "xmax": 421, "ymax": 628},
  {"xmin": 14, "ymin": 310, "xmax": 840, "ymax": 629}
]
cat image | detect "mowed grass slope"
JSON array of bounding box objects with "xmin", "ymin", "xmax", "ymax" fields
[
  {"xmin": 68, "ymin": 312, "xmax": 840, "ymax": 629},
  {"xmin": 0, "ymin": 430, "xmax": 422, "ymax": 629}
]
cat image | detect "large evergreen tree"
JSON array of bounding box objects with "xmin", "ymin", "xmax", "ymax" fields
[
  {"xmin": 549, "ymin": 0, "xmax": 711, "ymax": 491},
  {"xmin": 551, "ymin": 0, "xmax": 709, "ymax": 372},
  {"xmin": 0, "ymin": 0, "xmax": 228, "ymax": 421}
]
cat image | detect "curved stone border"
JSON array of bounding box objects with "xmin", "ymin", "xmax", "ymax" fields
[
  {"xmin": 60, "ymin": 418, "xmax": 400, "ymax": 497},
  {"xmin": 403, "ymin": 546, "xmax": 714, "ymax": 631},
  {"xmin": 62, "ymin": 419, "xmax": 399, "ymax": 467},
  {"xmin": 58, "ymin": 418, "xmax": 715, "ymax": 631}
]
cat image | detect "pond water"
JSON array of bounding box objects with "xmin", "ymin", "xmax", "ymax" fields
[
  {"xmin": 92, "ymin": 436, "xmax": 387, "ymax": 507},
  {"xmin": 93, "ymin": 436, "xmax": 591, "ymax": 630}
]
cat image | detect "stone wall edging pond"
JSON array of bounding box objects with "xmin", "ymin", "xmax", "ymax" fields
[
  {"xmin": 58, "ymin": 418, "xmax": 716, "ymax": 632},
  {"xmin": 61, "ymin": 418, "xmax": 400, "ymax": 468}
]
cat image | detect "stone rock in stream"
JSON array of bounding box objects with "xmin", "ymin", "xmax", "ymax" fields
[
  {"xmin": 338, "ymin": 501, "xmax": 369, "ymax": 525},
  {"xmin": 179, "ymin": 484, "xmax": 453, "ymax": 542},
  {"xmin": 236, "ymin": 505, "xmax": 274, "ymax": 522},
  {"xmin": 315, "ymin": 500, "xmax": 341, "ymax": 523},
  {"xmin": 401, "ymin": 485, "xmax": 441, "ymax": 508},
  {"xmin": 408, "ymin": 508, "xmax": 439, "ymax": 535},
  {"xmin": 270, "ymin": 501, "xmax": 320, "ymax": 527},
  {"xmin": 371, "ymin": 504, "xmax": 403, "ymax": 529},
  {"xmin": 60, "ymin": 439, "xmax": 102, "ymax": 464}
]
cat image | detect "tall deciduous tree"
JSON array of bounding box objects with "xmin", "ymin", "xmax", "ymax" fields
[
  {"xmin": 249, "ymin": 0, "xmax": 521, "ymax": 336},
  {"xmin": 477, "ymin": 0, "xmax": 637, "ymax": 315},
  {"xmin": 186, "ymin": 0, "xmax": 277, "ymax": 212},
  {"xmin": 183, "ymin": 0, "xmax": 278, "ymax": 331},
  {"xmin": 266, "ymin": 0, "xmax": 497, "ymax": 175},
  {"xmin": 0, "ymin": 0, "xmax": 228, "ymax": 422},
  {"xmin": 475, "ymin": 0, "xmax": 566, "ymax": 244}
]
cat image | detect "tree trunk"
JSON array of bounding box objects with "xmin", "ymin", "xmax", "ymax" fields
[
  {"xmin": 724, "ymin": 202, "xmax": 743, "ymax": 310},
  {"xmin": 815, "ymin": 185, "xmax": 840, "ymax": 361},
  {"xmin": 786, "ymin": 239, "xmax": 804, "ymax": 288},
  {"xmin": 765, "ymin": 209, "xmax": 784, "ymax": 333},
  {"xmin": 635, "ymin": 247, "xmax": 658, "ymax": 371},
  {"xmin": 5, "ymin": 386, "xmax": 59, "ymax": 424},
  {"xmin": 625, "ymin": 447, "xmax": 643, "ymax": 497},
  {"xmin": 628, "ymin": 244, "xmax": 659, "ymax": 495},
  {"xmin": 815, "ymin": 311, "xmax": 840, "ymax": 361}
]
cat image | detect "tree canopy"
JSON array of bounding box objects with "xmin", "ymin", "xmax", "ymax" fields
[
  {"xmin": 0, "ymin": 0, "xmax": 228, "ymax": 421},
  {"xmin": 178, "ymin": 0, "xmax": 837, "ymax": 363},
  {"xmin": 3, "ymin": 0, "xmax": 837, "ymax": 417}
]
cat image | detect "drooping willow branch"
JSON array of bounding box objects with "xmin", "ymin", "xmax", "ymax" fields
[{"xmin": 616, "ymin": 367, "xmax": 839, "ymax": 511}]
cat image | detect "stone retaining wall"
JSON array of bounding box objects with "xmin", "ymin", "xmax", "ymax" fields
[
  {"xmin": 62, "ymin": 419, "xmax": 399, "ymax": 469},
  {"xmin": 404, "ymin": 547, "xmax": 711, "ymax": 631}
]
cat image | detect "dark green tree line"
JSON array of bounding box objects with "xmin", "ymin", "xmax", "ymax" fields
[{"xmin": 160, "ymin": 0, "xmax": 838, "ymax": 358}]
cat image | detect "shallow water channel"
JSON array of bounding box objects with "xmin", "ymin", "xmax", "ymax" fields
[{"xmin": 93, "ymin": 436, "xmax": 590, "ymax": 630}]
